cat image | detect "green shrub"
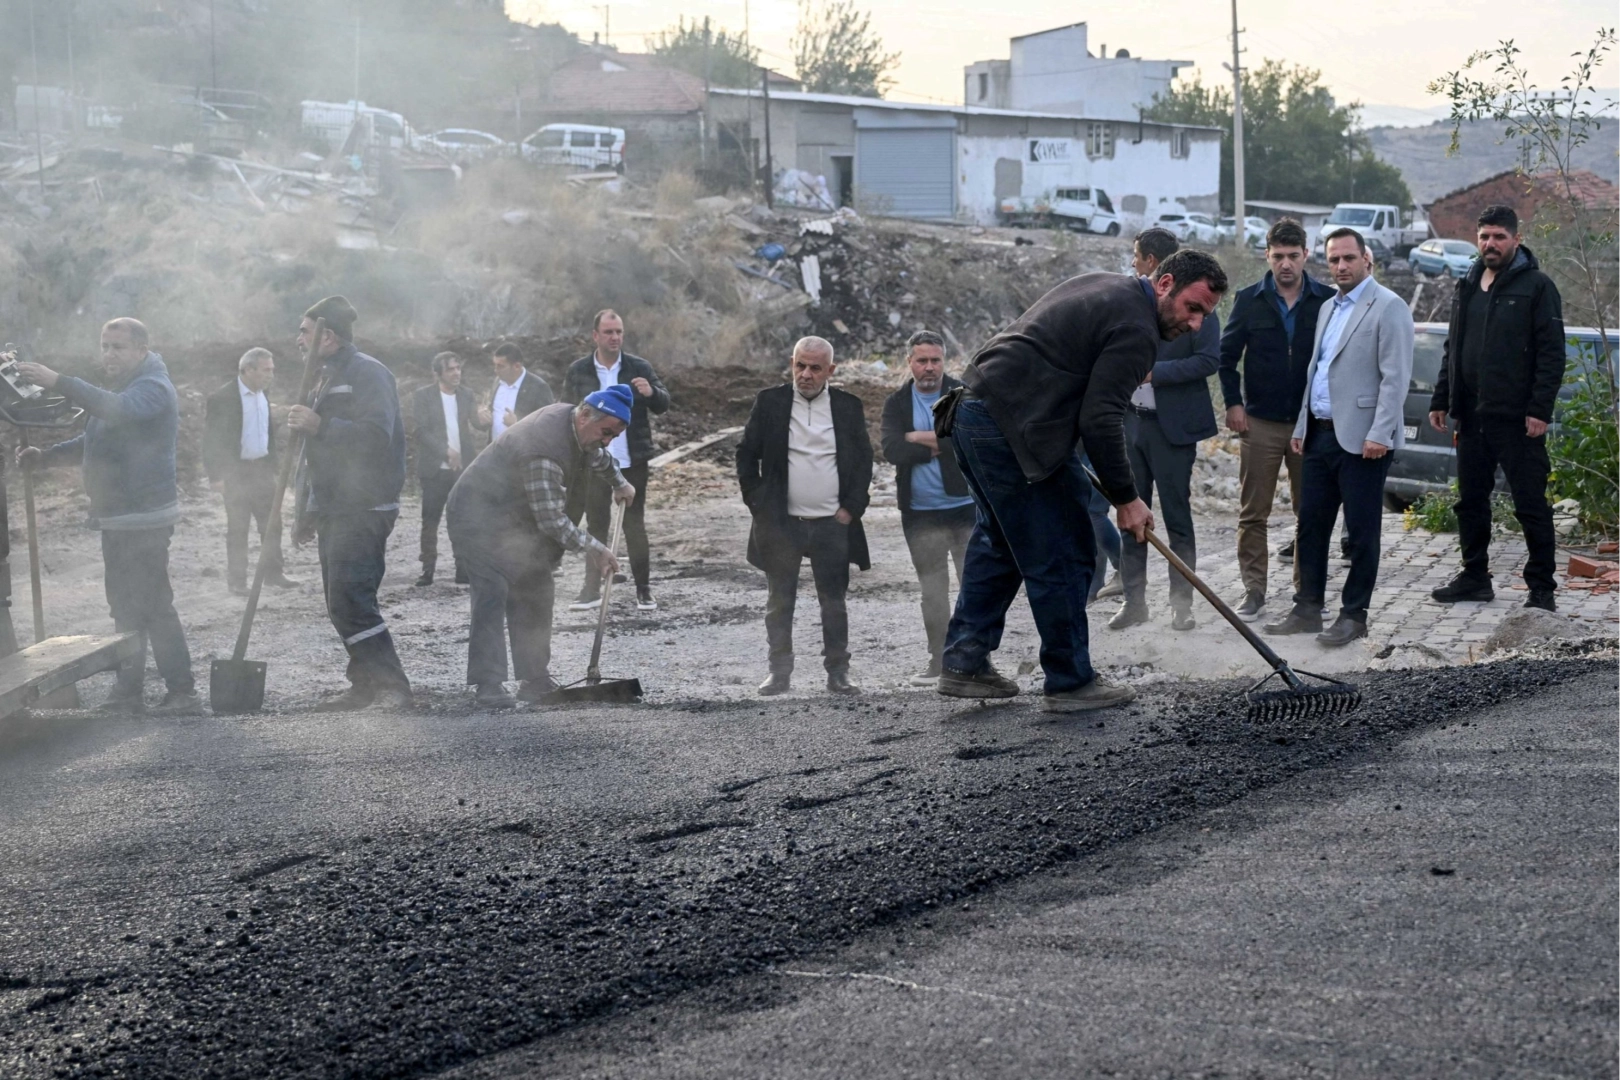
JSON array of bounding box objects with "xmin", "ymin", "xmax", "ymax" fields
[
  {"xmin": 1549, "ymin": 338, "xmax": 1619, "ymax": 539},
  {"xmin": 1404, "ymin": 481, "xmax": 1522, "ymax": 534}
]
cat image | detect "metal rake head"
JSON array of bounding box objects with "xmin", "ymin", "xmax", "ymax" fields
[{"xmin": 1246, "ymin": 668, "xmax": 1362, "ymax": 724}]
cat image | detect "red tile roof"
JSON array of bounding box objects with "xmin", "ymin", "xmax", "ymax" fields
[{"xmin": 542, "ymin": 52, "xmax": 707, "ymax": 116}]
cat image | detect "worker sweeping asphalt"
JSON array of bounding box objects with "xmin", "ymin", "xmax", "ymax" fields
[{"xmin": 446, "ymin": 385, "xmax": 636, "ymax": 707}]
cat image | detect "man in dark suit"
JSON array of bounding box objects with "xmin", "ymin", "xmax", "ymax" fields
[
  {"xmin": 880, "ymin": 330, "xmax": 973, "ymax": 686},
  {"xmin": 203, "ymin": 346, "xmax": 295, "ymax": 594},
  {"xmin": 737, "ymin": 337, "xmax": 872, "ymax": 696},
  {"xmin": 1110, "ymin": 228, "xmax": 1221, "ymax": 632},
  {"xmin": 562, "ymin": 309, "xmax": 671, "ymax": 612},
  {"xmin": 476, "ymin": 342, "xmax": 553, "ymax": 441},
  {"xmin": 411, "ymin": 352, "xmax": 486, "ymax": 586}
]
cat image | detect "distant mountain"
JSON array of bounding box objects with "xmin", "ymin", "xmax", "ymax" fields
[{"xmin": 1368, "ymin": 118, "xmax": 1619, "ymax": 205}]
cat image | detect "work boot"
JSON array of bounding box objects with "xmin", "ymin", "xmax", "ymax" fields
[
  {"xmin": 414, "ymin": 569, "xmax": 434, "ymax": 587},
  {"xmin": 1095, "ymin": 572, "xmax": 1124, "ymax": 600},
  {"xmin": 636, "ymin": 587, "xmax": 658, "ymax": 611},
  {"xmin": 1234, "ymin": 591, "xmax": 1266, "ymax": 622},
  {"xmin": 1430, "ymin": 573, "xmax": 1494, "ymax": 603},
  {"xmin": 369, "ymin": 685, "xmax": 412, "ymax": 711},
  {"xmin": 826, "ymin": 670, "xmax": 860, "ymax": 695},
  {"xmin": 1525, "ymin": 590, "xmax": 1557, "ymax": 613},
  {"xmin": 228, "ymin": 579, "xmax": 248, "ymax": 597},
  {"xmin": 1108, "ymin": 600, "xmax": 1149, "ymax": 630},
  {"xmin": 757, "ymin": 672, "xmax": 791, "ymax": 696},
  {"xmin": 937, "ymin": 662, "xmax": 1019, "ymax": 699},
  {"xmin": 1262, "ymin": 610, "xmax": 1324, "ymax": 636},
  {"xmin": 313, "ymin": 686, "xmax": 374, "ymax": 713},
  {"xmin": 1277, "ymin": 539, "xmax": 1295, "ymax": 564},
  {"xmin": 266, "ymin": 570, "xmax": 299, "ymax": 589},
  {"xmin": 518, "ymin": 676, "xmax": 560, "ymax": 703},
  {"xmin": 1039, "ymin": 675, "xmax": 1137, "ymax": 713},
  {"xmin": 474, "ymin": 683, "xmax": 517, "ymax": 708},
  {"xmin": 909, "ymin": 657, "xmax": 943, "ymax": 687},
  {"xmin": 1316, "ymin": 615, "xmax": 1368, "ymax": 647},
  {"xmin": 149, "ymin": 688, "xmax": 205, "ymax": 717},
  {"xmin": 1170, "ymin": 606, "xmax": 1196, "ymax": 631},
  {"xmin": 98, "ymin": 685, "xmax": 146, "ymax": 714}
]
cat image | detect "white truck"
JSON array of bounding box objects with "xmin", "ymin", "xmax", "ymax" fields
[
  {"xmin": 1316, "ymin": 203, "xmax": 1431, "ymax": 256},
  {"xmin": 998, "ymin": 186, "xmax": 1121, "ymax": 235},
  {"xmin": 300, "ymin": 100, "xmax": 416, "ymax": 153}
]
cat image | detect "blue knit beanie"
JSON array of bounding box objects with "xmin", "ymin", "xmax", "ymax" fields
[{"xmin": 584, "ymin": 383, "xmax": 634, "ymax": 424}]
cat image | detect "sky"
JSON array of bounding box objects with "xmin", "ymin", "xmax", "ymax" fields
[{"xmin": 506, "ymin": 0, "xmax": 1618, "ymax": 128}]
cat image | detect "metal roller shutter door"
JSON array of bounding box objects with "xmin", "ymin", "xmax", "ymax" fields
[{"xmin": 855, "ymin": 128, "xmax": 954, "ymax": 219}]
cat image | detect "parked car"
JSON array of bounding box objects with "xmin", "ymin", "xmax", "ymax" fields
[
  {"xmin": 1156, "ymin": 211, "xmax": 1220, "ymax": 244},
  {"xmin": 300, "ymin": 99, "xmax": 415, "ymax": 152},
  {"xmin": 1217, "ymin": 215, "xmax": 1269, "ymax": 246},
  {"xmin": 998, "ymin": 186, "xmax": 1119, "ymax": 234},
  {"xmin": 417, "ymin": 128, "xmax": 509, "ymax": 161},
  {"xmin": 1365, "ymin": 236, "xmax": 1396, "ymax": 271},
  {"xmin": 1383, "ymin": 323, "xmax": 1618, "ymax": 507},
  {"xmin": 520, "ymin": 123, "xmax": 625, "ymax": 171},
  {"xmin": 1408, "ymin": 238, "xmax": 1479, "ymax": 278},
  {"xmin": 1315, "ymin": 202, "xmax": 1431, "ymax": 255}
]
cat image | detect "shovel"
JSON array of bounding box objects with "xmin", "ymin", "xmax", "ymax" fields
[
  {"xmin": 209, "ymin": 320, "xmax": 325, "ymax": 715},
  {"xmin": 539, "ymin": 500, "xmax": 643, "ymax": 705}
]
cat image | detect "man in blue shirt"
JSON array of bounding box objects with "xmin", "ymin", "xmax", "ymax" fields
[{"xmin": 880, "ymin": 331, "xmax": 975, "ymax": 685}]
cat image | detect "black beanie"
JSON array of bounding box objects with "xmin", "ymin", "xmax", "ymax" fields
[{"xmin": 303, "ymin": 295, "xmax": 358, "ymax": 340}]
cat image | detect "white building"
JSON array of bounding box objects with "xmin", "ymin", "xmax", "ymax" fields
[
  {"xmin": 964, "ymin": 22, "xmax": 1192, "ymax": 123},
  {"xmin": 707, "ymin": 88, "xmax": 1220, "ymax": 228}
]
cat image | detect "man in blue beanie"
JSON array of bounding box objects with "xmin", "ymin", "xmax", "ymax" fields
[
  {"xmin": 447, "ymin": 388, "xmax": 635, "ymax": 706},
  {"xmin": 17, "ymin": 318, "xmax": 201, "ymax": 715}
]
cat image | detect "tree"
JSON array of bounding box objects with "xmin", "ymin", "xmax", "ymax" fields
[
  {"xmin": 791, "ymin": 0, "xmax": 898, "ymax": 98},
  {"xmin": 1147, "ymin": 60, "xmax": 1410, "ymax": 212},
  {"xmin": 1430, "ymin": 29, "xmax": 1619, "ymax": 536},
  {"xmin": 650, "ymin": 17, "xmax": 759, "ymax": 89}
]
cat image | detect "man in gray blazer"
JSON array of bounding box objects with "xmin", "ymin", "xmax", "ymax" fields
[{"xmin": 1264, "ymin": 228, "xmax": 1413, "ymax": 646}]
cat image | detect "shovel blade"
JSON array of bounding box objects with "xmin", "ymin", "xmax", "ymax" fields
[
  {"xmin": 537, "ymin": 678, "xmax": 643, "ymax": 706},
  {"xmin": 210, "ymin": 659, "xmax": 267, "ymax": 715}
]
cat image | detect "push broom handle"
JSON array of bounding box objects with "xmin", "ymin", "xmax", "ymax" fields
[
  {"xmin": 18, "ymin": 429, "xmax": 44, "ymax": 643},
  {"xmin": 230, "ymin": 319, "xmax": 326, "ymax": 663},
  {"xmin": 1139, "ymin": 524, "xmax": 1301, "ymax": 687},
  {"xmin": 584, "ymin": 499, "xmax": 625, "ymax": 684}
]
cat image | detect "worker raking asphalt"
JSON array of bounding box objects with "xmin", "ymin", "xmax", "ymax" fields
[{"xmin": 0, "ymin": 656, "xmax": 1604, "ymax": 1079}]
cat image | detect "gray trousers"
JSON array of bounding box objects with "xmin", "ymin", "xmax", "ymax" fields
[
  {"xmin": 450, "ymin": 523, "xmax": 558, "ymax": 688},
  {"xmin": 901, "ymin": 505, "xmax": 975, "ymax": 662},
  {"xmin": 1120, "ymin": 410, "xmax": 1198, "ymax": 609}
]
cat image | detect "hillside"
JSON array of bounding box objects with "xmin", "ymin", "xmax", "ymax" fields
[{"xmin": 1368, "ymin": 117, "xmax": 1619, "ymax": 205}]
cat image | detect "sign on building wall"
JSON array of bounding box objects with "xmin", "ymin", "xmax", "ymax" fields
[{"xmin": 1027, "ymin": 138, "xmax": 1074, "ymax": 164}]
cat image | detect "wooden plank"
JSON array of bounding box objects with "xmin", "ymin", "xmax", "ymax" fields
[
  {"xmin": 647, "ymin": 427, "xmax": 746, "ymax": 469},
  {"xmin": 0, "ymin": 634, "xmax": 140, "ymax": 720}
]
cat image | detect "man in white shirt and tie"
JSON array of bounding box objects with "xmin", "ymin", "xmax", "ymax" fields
[
  {"xmin": 203, "ymin": 347, "xmax": 295, "ymax": 594},
  {"xmin": 1264, "ymin": 228, "xmax": 1413, "ymax": 646}
]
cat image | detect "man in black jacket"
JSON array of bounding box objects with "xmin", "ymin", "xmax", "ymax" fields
[
  {"xmin": 411, "ymin": 352, "xmax": 486, "ymax": 586},
  {"xmin": 880, "ymin": 330, "xmax": 973, "ymax": 685},
  {"xmin": 563, "ymin": 309, "xmax": 671, "ymax": 611},
  {"xmin": 203, "ymin": 346, "xmax": 296, "ymax": 594},
  {"xmin": 288, "ymin": 296, "xmax": 412, "ymax": 711},
  {"xmin": 737, "ymin": 337, "xmax": 872, "ymax": 696},
  {"xmin": 1110, "ymin": 228, "xmax": 1222, "ymax": 632},
  {"xmin": 1428, "ymin": 205, "xmax": 1565, "ymax": 611},
  {"xmin": 1217, "ymin": 217, "xmax": 1336, "ymax": 621},
  {"xmin": 938, "ymin": 252, "xmax": 1226, "ymax": 713},
  {"xmin": 477, "ymin": 342, "xmax": 553, "ymax": 440}
]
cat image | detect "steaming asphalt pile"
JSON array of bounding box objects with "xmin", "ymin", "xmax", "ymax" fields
[{"xmin": 0, "ymin": 657, "xmax": 1603, "ymax": 1078}]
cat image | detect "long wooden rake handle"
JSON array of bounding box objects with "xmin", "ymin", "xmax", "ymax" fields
[{"xmin": 584, "ymin": 499, "xmax": 626, "ymax": 685}]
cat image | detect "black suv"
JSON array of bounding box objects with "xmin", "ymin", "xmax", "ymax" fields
[{"xmin": 1383, "ymin": 323, "xmax": 1618, "ymax": 508}]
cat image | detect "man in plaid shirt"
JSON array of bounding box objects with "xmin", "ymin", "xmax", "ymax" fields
[{"xmin": 447, "ymin": 386, "xmax": 636, "ymax": 707}]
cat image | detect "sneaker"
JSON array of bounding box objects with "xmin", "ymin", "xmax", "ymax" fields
[
  {"xmin": 1107, "ymin": 601, "xmax": 1149, "ymax": 630},
  {"xmin": 1170, "ymin": 607, "xmax": 1196, "ymax": 631},
  {"xmin": 518, "ymin": 676, "xmax": 560, "ymax": 703},
  {"xmin": 1235, "ymin": 591, "xmax": 1266, "ymax": 622},
  {"xmin": 1277, "ymin": 540, "xmax": 1295, "ymax": 564},
  {"xmin": 937, "ymin": 662, "xmax": 1019, "ymax": 699},
  {"xmin": 1095, "ymin": 572, "xmax": 1124, "ymax": 600},
  {"xmin": 313, "ymin": 686, "xmax": 374, "ymax": 713},
  {"xmin": 474, "ymin": 683, "xmax": 517, "ymax": 708},
  {"xmin": 1525, "ymin": 590, "xmax": 1557, "ymax": 612},
  {"xmin": 149, "ymin": 689, "xmax": 205, "ymax": 717},
  {"xmin": 1430, "ymin": 573, "xmax": 1494, "ymax": 603},
  {"xmin": 1039, "ymin": 675, "xmax": 1137, "ymax": 713},
  {"xmin": 569, "ymin": 595, "xmax": 602, "ymax": 612},
  {"xmin": 369, "ymin": 686, "xmax": 413, "ymax": 711},
  {"xmin": 909, "ymin": 658, "xmax": 943, "ymax": 687},
  {"xmin": 636, "ymin": 588, "xmax": 658, "ymax": 611}
]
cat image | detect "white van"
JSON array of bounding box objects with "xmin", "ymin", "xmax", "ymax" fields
[
  {"xmin": 520, "ymin": 123, "xmax": 626, "ymax": 172},
  {"xmin": 300, "ymin": 100, "xmax": 415, "ymax": 153}
]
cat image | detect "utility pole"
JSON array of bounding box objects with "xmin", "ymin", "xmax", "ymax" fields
[
  {"xmin": 1224, "ymin": 0, "xmax": 1246, "ymax": 227},
  {"xmin": 701, "ymin": 17, "xmax": 712, "ymax": 168},
  {"xmin": 210, "ymin": 0, "xmax": 218, "ymax": 92},
  {"xmin": 64, "ymin": 1, "xmax": 76, "ymax": 132},
  {"xmin": 761, "ymin": 65, "xmax": 774, "ymax": 209},
  {"xmin": 27, "ymin": 0, "xmax": 46, "ymax": 199},
  {"xmin": 353, "ymin": 11, "xmax": 362, "ymax": 126}
]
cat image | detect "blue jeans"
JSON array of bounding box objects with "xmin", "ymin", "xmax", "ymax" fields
[
  {"xmin": 942, "ymin": 398, "xmax": 1098, "ymax": 694},
  {"xmin": 1080, "ymin": 454, "xmax": 1121, "ymax": 574}
]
